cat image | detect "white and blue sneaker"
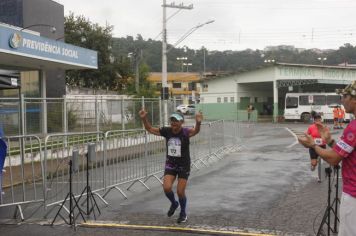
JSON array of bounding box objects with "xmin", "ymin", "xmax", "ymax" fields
[{"xmin": 177, "ymin": 213, "xmax": 187, "ymax": 223}]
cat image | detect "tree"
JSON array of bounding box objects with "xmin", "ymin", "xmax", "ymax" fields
[{"xmin": 64, "ymin": 13, "xmax": 128, "ymax": 91}]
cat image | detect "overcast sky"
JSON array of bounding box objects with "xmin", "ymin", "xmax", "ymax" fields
[{"xmin": 54, "ymin": 0, "xmax": 356, "ymax": 51}]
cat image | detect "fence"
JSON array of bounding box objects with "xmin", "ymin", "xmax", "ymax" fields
[
  {"xmin": 0, "ymin": 120, "xmax": 253, "ymax": 221},
  {"xmin": 0, "ymin": 135, "xmax": 44, "ymax": 220},
  {"xmin": 197, "ymin": 103, "xmax": 258, "ymax": 122},
  {"xmin": 0, "ymin": 96, "xmax": 185, "ymax": 136}
]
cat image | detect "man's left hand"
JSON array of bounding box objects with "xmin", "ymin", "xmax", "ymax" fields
[{"xmin": 195, "ymin": 111, "xmax": 203, "ymax": 123}]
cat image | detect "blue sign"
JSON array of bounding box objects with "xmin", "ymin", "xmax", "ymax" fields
[
  {"xmin": 0, "ymin": 139, "xmax": 7, "ymax": 171},
  {"xmin": 0, "ymin": 122, "xmax": 3, "ymax": 137},
  {"xmin": 0, "ymin": 139, "xmax": 5, "ymax": 204},
  {"xmin": 0, "ymin": 25, "xmax": 97, "ymax": 69}
]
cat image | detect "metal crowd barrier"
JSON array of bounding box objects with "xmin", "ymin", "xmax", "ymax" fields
[
  {"xmin": 0, "ymin": 135, "xmax": 43, "ymax": 220},
  {"xmin": 103, "ymin": 129, "xmax": 165, "ymax": 199},
  {"xmin": 43, "ymin": 131, "xmax": 107, "ymax": 210},
  {"xmin": 0, "ymin": 120, "xmax": 254, "ymax": 221}
]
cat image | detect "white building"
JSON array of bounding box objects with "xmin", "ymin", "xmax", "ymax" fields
[{"xmin": 200, "ymin": 63, "xmax": 356, "ymax": 121}]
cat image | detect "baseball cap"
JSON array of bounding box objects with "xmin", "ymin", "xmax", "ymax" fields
[
  {"xmin": 170, "ymin": 113, "xmax": 184, "ymax": 121},
  {"xmin": 336, "ymin": 81, "xmax": 356, "ymax": 96}
]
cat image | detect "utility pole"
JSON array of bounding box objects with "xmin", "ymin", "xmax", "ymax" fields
[
  {"xmin": 203, "ymin": 49, "xmax": 206, "ymax": 76},
  {"xmin": 162, "ymin": 1, "xmax": 193, "ymax": 125},
  {"xmin": 135, "ymin": 49, "xmax": 142, "ymax": 93}
]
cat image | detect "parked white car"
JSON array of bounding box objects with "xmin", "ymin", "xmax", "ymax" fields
[
  {"xmin": 176, "ymin": 104, "xmax": 189, "ymax": 114},
  {"xmin": 186, "ymin": 104, "xmax": 196, "ymax": 115},
  {"xmin": 176, "ymin": 104, "xmax": 196, "ymax": 115}
]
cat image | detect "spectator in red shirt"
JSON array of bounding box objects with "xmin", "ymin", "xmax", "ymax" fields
[
  {"xmin": 306, "ymin": 113, "xmax": 327, "ymax": 178},
  {"xmin": 299, "ymin": 81, "xmax": 356, "ymax": 235}
]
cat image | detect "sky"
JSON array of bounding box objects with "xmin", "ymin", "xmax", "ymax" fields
[{"xmin": 54, "ymin": 0, "xmax": 356, "ymax": 51}]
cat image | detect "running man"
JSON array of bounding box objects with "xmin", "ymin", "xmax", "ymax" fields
[
  {"xmin": 306, "ymin": 113, "xmax": 327, "ymax": 182},
  {"xmin": 139, "ymin": 108, "xmax": 203, "ymax": 223}
]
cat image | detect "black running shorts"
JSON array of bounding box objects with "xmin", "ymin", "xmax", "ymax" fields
[
  {"xmin": 309, "ymin": 145, "xmax": 326, "ymax": 159},
  {"xmin": 164, "ymin": 161, "xmax": 190, "ymax": 179}
]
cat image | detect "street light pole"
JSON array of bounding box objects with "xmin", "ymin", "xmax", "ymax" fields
[
  {"xmin": 177, "ymin": 57, "xmax": 187, "ymax": 72},
  {"xmin": 318, "ymin": 57, "xmax": 327, "ymax": 66},
  {"xmin": 168, "ymin": 20, "xmax": 215, "ymax": 51},
  {"xmin": 162, "ymin": 0, "xmax": 193, "ymax": 125},
  {"xmin": 203, "ymin": 49, "xmax": 206, "ymax": 75},
  {"xmin": 20, "ymin": 24, "xmax": 56, "ymax": 33},
  {"xmin": 162, "ymin": 0, "xmax": 169, "ymax": 125},
  {"xmin": 183, "ymin": 63, "xmax": 193, "ymax": 72}
]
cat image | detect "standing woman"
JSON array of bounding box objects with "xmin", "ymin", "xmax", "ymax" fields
[{"xmin": 139, "ymin": 108, "xmax": 203, "ymax": 223}]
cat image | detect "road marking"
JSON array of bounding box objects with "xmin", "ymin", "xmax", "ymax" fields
[
  {"xmin": 81, "ymin": 222, "xmax": 276, "ymax": 236},
  {"xmin": 285, "ymin": 127, "xmax": 301, "ymax": 148}
]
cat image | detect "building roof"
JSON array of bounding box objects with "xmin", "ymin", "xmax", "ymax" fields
[{"xmin": 276, "ymin": 62, "xmax": 356, "ymax": 70}]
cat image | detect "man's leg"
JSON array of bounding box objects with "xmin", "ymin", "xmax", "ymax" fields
[
  {"xmin": 177, "ymin": 178, "xmax": 188, "ymax": 223},
  {"xmin": 163, "ymin": 174, "xmax": 179, "ymax": 217},
  {"xmin": 339, "ymin": 192, "xmax": 356, "ymax": 236}
]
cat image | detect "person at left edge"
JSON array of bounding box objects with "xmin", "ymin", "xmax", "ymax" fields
[{"xmin": 139, "ymin": 108, "xmax": 203, "ymax": 223}]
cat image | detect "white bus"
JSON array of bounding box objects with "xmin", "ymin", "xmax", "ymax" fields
[{"xmin": 284, "ymin": 93, "xmax": 351, "ymax": 122}]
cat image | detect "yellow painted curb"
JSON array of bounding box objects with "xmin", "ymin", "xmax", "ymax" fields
[{"xmin": 81, "ymin": 222, "xmax": 276, "ymax": 236}]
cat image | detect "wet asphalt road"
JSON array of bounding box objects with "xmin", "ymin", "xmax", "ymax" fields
[{"xmin": 0, "ymin": 122, "xmax": 342, "ymax": 236}]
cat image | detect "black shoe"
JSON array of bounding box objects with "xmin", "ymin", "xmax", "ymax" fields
[
  {"xmin": 177, "ymin": 213, "xmax": 187, "ymax": 223},
  {"xmin": 167, "ymin": 201, "xmax": 179, "ymax": 217}
]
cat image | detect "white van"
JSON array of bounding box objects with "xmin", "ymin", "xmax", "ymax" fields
[{"xmin": 284, "ymin": 93, "xmax": 351, "ymax": 122}]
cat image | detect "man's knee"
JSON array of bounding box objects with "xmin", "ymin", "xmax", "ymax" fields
[{"xmin": 177, "ymin": 189, "xmax": 185, "ymax": 198}]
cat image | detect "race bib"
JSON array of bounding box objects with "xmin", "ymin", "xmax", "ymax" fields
[
  {"xmin": 167, "ymin": 138, "xmax": 181, "ymax": 157},
  {"xmin": 314, "ymin": 138, "xmax": 323, "ymax": 145}
]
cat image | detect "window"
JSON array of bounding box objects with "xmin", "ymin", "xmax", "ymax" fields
[
  {"xmin": 202, "ymin": 83, "xmax": 208, "ymax": 92},
  {"xmin": 286, "ymin": 97, "xmax": 298, "ymax": 108},
  {"xmin": 173, "ymin": 82, "xmax": 181, "ymax": 88},
  {"xmin": 313, "ymin": 95, "xmax": 326, "ymax": 105},
  {"xmin": 224, "ymin": 97, "xmax": 228, "ymax": 103},
  {"xmin": 299, "ymin": 95, "xmax": 309, "ymax": 105},
  {"xmin": 300, "ymin": 95, "xmax": 326, "ymax": 105},
  {"xmin": 217, "ymin": 97, "xmax": 221, "ymax": 103},
  {"xmin": 188, "ymin": 82, "xmax": 196, "ymax": 91},
  {"xmin": 230, "ymin": 97, "xmax": 235, "ymax": 103},
  {"xmin": 326, "ymin": 95, "xmax": 341, "ymax": 105}
]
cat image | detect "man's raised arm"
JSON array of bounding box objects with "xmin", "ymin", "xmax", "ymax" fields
[{"xmin": 139, "ymin": 108, "xmax": 161, "ymax": 136}]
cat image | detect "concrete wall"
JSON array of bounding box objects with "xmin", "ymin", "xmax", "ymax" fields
[
  {"xmin": 22, "ymin": 0, "xmax": 66, "ymax": 98},
  {"xmin": 0, "ymin": 0, "xmax": 23, "ymax": 27},
  {"xmin": 200, "ymin": 76, "xmax": 237, "ymax": 103}
]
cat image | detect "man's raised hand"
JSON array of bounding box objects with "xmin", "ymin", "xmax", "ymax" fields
[
  {"xmin": 195, "ymin": 111, "xmax": 203, "ymax": 123},
  {"xmin": 139, "ymin": 108, "xmax": 147, "ymax": 119}
]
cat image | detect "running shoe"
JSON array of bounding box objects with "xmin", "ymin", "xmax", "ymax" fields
[
  {"xmin": 167, "ymin": 201, "xmax": 179, "ymax": 217},
  {"xmin": 177, "ymin": 213, "xmax": 187, "ymax": 223}
]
